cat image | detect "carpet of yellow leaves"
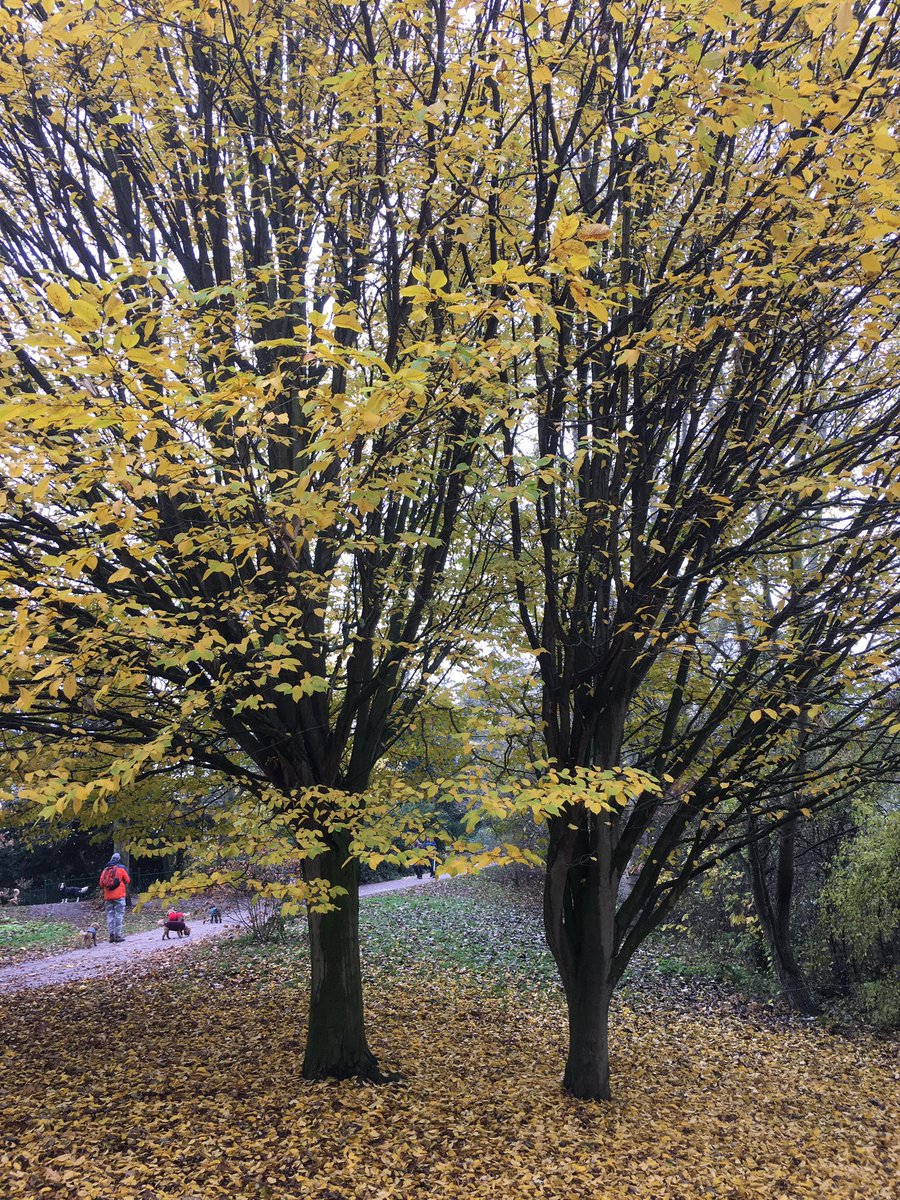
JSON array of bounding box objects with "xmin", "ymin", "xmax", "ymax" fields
[{"xmin": 1, "ymin": 962, "xmax": 896, "ymax": 1200}]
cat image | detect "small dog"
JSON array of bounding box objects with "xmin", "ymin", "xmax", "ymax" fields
[
  {"xmin": 0, "ymin": 888, "xmax": 19, "ymax": 906},
  {"xmin": 159, "ymin": 913, "xmax": 191, "ymax": 939},
  {"xmin": 206, "ymin": 905, "xmax": 222, "ymax": 924},
  {"xmin": 80, "ymin": 924, "xmax": 98, "ymax": 948}
]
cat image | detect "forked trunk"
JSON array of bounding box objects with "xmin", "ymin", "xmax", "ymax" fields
[
  {"xmin": 747, "ymin": 818, "xmax": 819, "ymax": 1016},
  {"xmin": 302, "ymin": 833, "xmax": 385, "ymax": 1081}
]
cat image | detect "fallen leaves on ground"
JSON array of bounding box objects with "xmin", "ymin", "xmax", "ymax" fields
[{"xmin": 1, "ymin": 944, "xmax": 897, "ymax": 1200}]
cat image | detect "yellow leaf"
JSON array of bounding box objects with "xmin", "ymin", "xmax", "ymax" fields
[
  {"xmin": 578, "ymin": 222, "xmax": 611, "ymax": 243},
  {"xmin": 860, "ymin": 252, "xmax": 881, "ymax": 276},
  {"xmin": 45, "ymin": 283, "xmax": 71, "ymax": 313},
  {"xmin": 332, "ymin": 313, "xmax": 363, "ymax": 332},
  {"xmin": 554, "ymin": 213, "xmax": 580, "ymax": 243},
  {"xmin": 70, "ymin": 299, "xmax": 101, "ymax": 328},
  {"xmin": 532, "ymin": 64, "xmax": 553, "ymax": 86},
  {"xmin": 835, "ymin": 1, "xmax": 853, "ymax": 35},
  {"xmin": 750, "ymin": 709, "xmax": 762, "ymax": 723},
  {"xmin": 583, "ymin": 297, "xmax": 610, "ymax": 322}
]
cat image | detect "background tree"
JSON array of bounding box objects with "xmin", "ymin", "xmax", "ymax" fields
[
  {"xmin": 820, "ymin": 800, "xmax": 900, "ymax": 1027},
  {"xmin": 664, "ymin": 780, "xmax": 900, "ymax": 1028}
]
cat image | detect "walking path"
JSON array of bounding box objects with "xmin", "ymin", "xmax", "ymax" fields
[{"xmin": 0, "ymin": 874, "xmax": 436, "ymax": 994}]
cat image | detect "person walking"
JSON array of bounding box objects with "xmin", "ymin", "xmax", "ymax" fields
[
  {"xmin": 99, "ymin": 852, "xmax": 131, "ymax": 943},
  {"xmin": 424, "ymin": 837, "xmax": 438, "ymax": 878}
]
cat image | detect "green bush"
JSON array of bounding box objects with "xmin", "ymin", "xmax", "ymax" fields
[
  {"xmin": 821, "ymin": 811, "xmax": 900, "ymax": 1029},
  {"xmin": 859, "ymin": 973, "xmax": 900, "ymax": 1029}
]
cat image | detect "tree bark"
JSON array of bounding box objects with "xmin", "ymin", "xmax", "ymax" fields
[
  {"xmin": 301, "ymin": 832, "xmax": 387, "ymax": 1082},
  {"xmin": 563, "ymin": 966, "xmax": 614, "ymax": 1101},
  {"xmin": 747, "ymin": 817, "xmax": 819, "ymax": 1015},
  {"xmin": 544, "ymin": 809, "xmax": 618, "ymax": 1101}
]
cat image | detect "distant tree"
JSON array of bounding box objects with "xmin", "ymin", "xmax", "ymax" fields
[{"xmin": 821, "ymin": 806, "xmax": 900, "ymax": 1028}]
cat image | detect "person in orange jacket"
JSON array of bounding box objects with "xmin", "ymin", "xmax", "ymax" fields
[{"xmin": 99, "ymin": 852, "xmax": 131, "ymax": 943}]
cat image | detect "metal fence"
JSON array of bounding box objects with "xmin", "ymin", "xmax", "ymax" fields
[{"xmin": 11, "ymin": 870, "xmax": 172, "ymax": 907}]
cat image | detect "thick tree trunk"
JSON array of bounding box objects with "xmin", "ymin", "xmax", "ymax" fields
[
  {"xmin": 544, "ymin": 809, "xmax": 618, "ymax": 1101},
  {"xmin": 747, "ymin": 818, "xmax": 819, "ymax": 1016},
  {"xmin": 563, "ymin": 967, "xmax": 614, "ymax": 1101},
  {"xmin": 301, "ymin": 833, "xmax": 386, "ymax": 1081}
]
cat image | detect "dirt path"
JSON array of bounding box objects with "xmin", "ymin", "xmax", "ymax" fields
[{"xmin": 0, "ymin": 874, "xmax": 436, "ymax": 994}]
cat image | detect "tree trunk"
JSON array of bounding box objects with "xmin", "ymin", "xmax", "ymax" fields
[
  {"xmin": 747, "ymin": 818, "xmax": 819, "ymax": 1015},
  {"xmin": 544, "ymin": 810, "xmax": 618, "ymax": 1101},
  {"xmin": 302, "ymin": 832, "xmax": 387, "ymax": 1081},
  {"xmin": 563, "ymin": 967, "xmax": 614, "ymax": 1101}
]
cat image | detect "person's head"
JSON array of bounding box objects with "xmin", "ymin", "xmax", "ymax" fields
[{"xmin": 110, "ymin": 852, "xmax": 121, "ymax": 863}]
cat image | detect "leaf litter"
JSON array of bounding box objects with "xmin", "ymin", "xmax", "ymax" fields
[{"xmin": 0, "ymin": 879, "xmax": 896, "ymax": 1200}]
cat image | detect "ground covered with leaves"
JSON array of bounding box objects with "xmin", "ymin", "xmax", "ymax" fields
[{"xmin": 2, "ymin": 879, "xmax": 897, "ymax": 1199}]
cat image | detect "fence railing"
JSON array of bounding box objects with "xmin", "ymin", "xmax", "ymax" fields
[{"xmin": 9, "ymin": 870, "xmax": 172, "ymax": 907}]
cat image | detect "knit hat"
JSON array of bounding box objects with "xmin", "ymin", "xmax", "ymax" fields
[{"xmin": 110, "ymin": 852, "xmax": 121, "ymax": 863}]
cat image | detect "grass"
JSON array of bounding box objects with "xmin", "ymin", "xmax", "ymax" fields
[
  {"xmin": 652, "ymin": 951, "xmax": 762, "ymax": 991},
  {"xmin": 212, "ymin": 875, "xmax": 754, "ymax": 1003},
  {"xmin": 360, "ymin": 876, "xmax": 560, "ymax": 990},
  {"xmin": 173, "ymin": 875, "xmax": 562, "ymax": 997},
  {"xmin": 0, "ymin": 917, "xmax": 77, "ymax": 966},
  {"xmin": 166, "ymin": 876, "xmax": 769, "ymax": 1007}
]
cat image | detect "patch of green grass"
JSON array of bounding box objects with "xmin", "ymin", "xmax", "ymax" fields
[
  {"xmin": 358, "ymin": 879, "xmax": 560, "ymax": 993},
  {"xmin": 169, "ymin": 876, "xmax": 562, "ymax": 998},
  {"xmin": 0, "ymin": 918, "xmax": 77, "ymax": 965},
  {"xmin": 170, "ymin": 875, "xmax": 780, "ymax": 1017},
  {"xmin": 644, "ymin": 944, "xmax": 768, "ymax": 994}
]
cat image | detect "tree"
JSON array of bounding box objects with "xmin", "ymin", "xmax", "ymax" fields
[
  {"xmin": 0, "ymin": 0, "xmax": 518, "ymax": 1080},
  {"xmin": 489, "ymin": 0, "xmax": 900, "ymax": 1098},
  {"xmin": 2, "ymin": 0, "xmax": 899, "ymax": 1103}
]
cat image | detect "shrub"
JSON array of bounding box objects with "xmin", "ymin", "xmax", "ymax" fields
[{"xmin": 821, "ymin": 811, "xmax": 900, "ymax": 1029}]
